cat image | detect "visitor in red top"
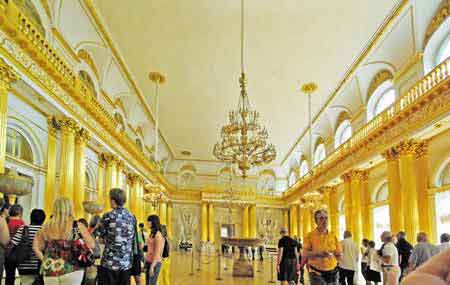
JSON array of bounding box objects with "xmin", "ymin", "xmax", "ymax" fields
[{"xmin": 5, "ymin": 204, "xmax": 25, "ymax": 285}]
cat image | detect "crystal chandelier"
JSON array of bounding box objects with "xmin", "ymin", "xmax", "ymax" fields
[{"xmin": 213, "ymin": 0, "xmax": 276, "ymax": 179}]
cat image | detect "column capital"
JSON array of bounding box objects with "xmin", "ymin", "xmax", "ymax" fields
[
  {"xmin": 75, "ymin": 128, "xmax": 91, "ymax": 144},
  {"xmin": 57, "ymin": 117, "xmax": 78, "ymax": 134},
  {"xmin": 381, "ymin": 147, "xmax": 398, "ymax": 161},
  {"xmin": 47, "ymin": 116, "xmax": 59, "ymax": 136},
  {"xmin": 127, "ymin": 173, "xmax": 140, "ymax": 184},
  {"xmin": 342, "ymin": 169, "xmax": 367, "ymax": 181},
  {"xmin": 0, "ymin": 59, "xmax": 18, "ymax": 90},
  {"xmin": 395, "ymin": 139, "xmax": 428, "ymax": 158},
  {"xmin": 101, "ymin": 153, "xmax": 120, "ymax": 166}
]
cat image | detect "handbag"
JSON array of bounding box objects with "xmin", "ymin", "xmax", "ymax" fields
[
  {"xmin": 9, "ymin": 226, "xmax": 31, "ymax": 264},
  {"xmin": 71, "ymin": 221, "xmax": 95, "ymax": 267}
]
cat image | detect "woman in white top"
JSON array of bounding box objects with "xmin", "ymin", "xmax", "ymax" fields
[
  {"xmin": 379, "ymin": 231, "xmax": 400, "ymax": 285},
  {"xmin": 367, "ymin": 240, "xmax": 381, "ymax": 284}
]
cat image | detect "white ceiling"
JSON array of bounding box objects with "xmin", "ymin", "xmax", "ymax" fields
[{"xmin": 94, "ymin": 0, "xmax": 399, "ymax": 164}]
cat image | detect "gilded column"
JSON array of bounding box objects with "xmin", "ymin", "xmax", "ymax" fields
[
  {"xmin": 328, "ymin": 187, "xmax": 339, "ymax": 235},
  {"xmin": 297, "ymin": 207, "xmax": 304, "ymax": 240},
  {"xmin": 342, "ymin": 172, "xmax": 353, "ymax": 234},
  {"xmin": 58, "ymin": 118, "xmax": 78, "ymax": 199},
  {"xmin": 44, "ymin": 117, "xmax": 58, "ymax": 214},
  {"xmin": 283, "ymin": 210, "xmax": 289, "ymax": 231},
  {"xmin": 137, "ymin": 177, "xmax": 145, "ymax": 222},
  {"xmin": 201, "ymin": 203, "xmax": 208, "ymax": 242},
  {"xmin": 249, "ymin": 205, "xmax": 257, "ymax": 239},
  {"xmin": 116, "ymin": 160, "xmax": 125, "ymax": 189},
  {"xmin": 303, "ymin": 208, "xmax": 312, "ymax": 240},
  {"xmin": 290, "ymin": 205, "xmax": 298, "ymax": 237},
  {"xmin": 167, "ymin": 203, "xmax": 173, "ymax": 239},
  {"xmin": 397, "ymin": 140, "xmax": 421, "ymax": 241},
  {"xmin": 73, "ymin": 129, "xmax": 90, "ymax": 218},
  {"xmin": 103, "ymin": 154, "xmax": 118, "ymax": 211},
  {"xmin": 159, "ymin": 201, "xmax": 167, "ymax": 225},
  {"xmin": 0, "ymin": 59, "xmax": 18, "ymax": 174},
  {"xmin": 351, "ymin": 171, "xmax": 364, "ymax": 243},
  {"xmin": 242, "ymin": 205, "xmax": 249, "ymax": 238},
  {"xmin": 415, "ymin": 142, "xmax": 432, "ymax": 241},
  {"xmin": 97, "ymin": 156, "xmax": 105, "ymax": 207},
  {"xmin": 128, "ymin": 174, "xmax": 138, "ymax": 218},
  {"xmin": 360, "ymin": 171, "xmax": 373, "ymax": 240},
  {"xmin": 208, "ymin": 203, "xmax": 215, "ymax": 243},
  {"xmin": 382, "ymin": 148, "xmax": 403, "ymax": 233}
]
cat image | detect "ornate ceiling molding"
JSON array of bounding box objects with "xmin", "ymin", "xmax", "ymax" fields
[{"xmin": 424, "ymin": 0, "xmax": 450, "ymax": 48}]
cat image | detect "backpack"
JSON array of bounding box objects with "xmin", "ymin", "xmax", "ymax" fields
[
  {"xmin": 162, "ymin": 237, "xmax": 170, "ymax": 258},
  {"xmin": 9, "ymin": 226, "xmax": 31, "ymax": 264}
]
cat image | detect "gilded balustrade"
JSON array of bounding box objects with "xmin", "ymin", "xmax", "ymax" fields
[
  {"xmin": 0, "ymin": 0, "xmax": 165, "ymax": 186},
  {"xmin": 286, "ymin": 57, "xmax": 450, "ymax": 198}
]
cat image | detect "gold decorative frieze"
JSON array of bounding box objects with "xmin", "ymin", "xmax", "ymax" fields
[
  {"xmin": 395, "ymin": 139, "xmax": 428, "ymax": 158},
  {"xmin": 0, "ymin": 58, "xmax": 18, "ymax": 90}
]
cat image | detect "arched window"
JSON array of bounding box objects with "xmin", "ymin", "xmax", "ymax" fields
[
  {"xmin": 114, "ymin": 112, "xmax": 126, "ymax": 131},
  {"xmin": 374, "ymin": 182, "xmax": 389, "ymax": 202},
  {"xmin": 299, "ymin": 160, "xmax": 309, "ymax": 177},
  {"xmin": 313, "ymin": 143, "xmax": 326, "ymax": 166},
  {"xmin": 436, "ymin": 34, "xmax": 450, "ymax": 66},
  {"xmin": 6, "ymin": 127, "xmax": 33, "ymax": 163},
  {"xmin": 288, "ymin": 171, "xmax": 297, "ymax": 187},
  {"xmin": 367, "ymin": 81, "xmax": 396, "ymax": 121},
  {"xmin": 334, "ymin": 120, "xmax": 352, "ymax": 148},
  {"xmin": 257, "ymin": 170, "xmax": 276, "ymax": 194}
]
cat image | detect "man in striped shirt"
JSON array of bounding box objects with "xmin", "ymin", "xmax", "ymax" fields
[{"xmin": 11, "ymin": 209, "xmax": 46, "ymax": 285}]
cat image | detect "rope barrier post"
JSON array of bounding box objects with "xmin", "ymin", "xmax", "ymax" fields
[
  {"xmin": 190, "ymin": 245, "xmax": 195, "ymax": 276},
  {"xmin": 216, "ymin": 250, "xmax": 223, "ymax": 281},
  {"xmin": 268, "ymin": 254, "xmax": 276, "ymax": 283}
]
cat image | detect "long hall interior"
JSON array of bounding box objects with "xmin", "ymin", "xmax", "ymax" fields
[{"xmin": 1, "ymin": 0, "xmax": 450, "ymax": 284}]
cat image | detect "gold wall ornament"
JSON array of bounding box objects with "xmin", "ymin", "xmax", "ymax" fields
[
  {"xmin": 77, "ymin": 49, "xmax": 100, "ymax": 81},
  {"xmin": 367, "ymin": 69, "xmax": 394, "ymax": 100},
  {"xmin": 149, "ymin": 72, "xmax": 166, "ymax": 84},
  {"xmin": 300, "ymin": 82, "xmax": 318, "ymax": 94},
  {"xmin": 424, "ymin": 0, "xmax": 450, "ymax": 48}
]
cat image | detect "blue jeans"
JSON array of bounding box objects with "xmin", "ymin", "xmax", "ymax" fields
[
  {"xmin": 309, "ymin": 272, "xmax": 339, "ymax": 285},
  {"xmin": 145, "ymin": 262, "xmax": 162, "ymax": 285}
]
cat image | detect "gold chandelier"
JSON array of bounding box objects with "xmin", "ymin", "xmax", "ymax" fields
[{"xmin": 213, "ymin": 0, "xmax": 276, "ymax": 179}]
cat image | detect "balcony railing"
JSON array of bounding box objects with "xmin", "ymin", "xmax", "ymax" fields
[
  {"xmin": 0, "ymin": 0, "xmax": 162, "ymax": 177},
  {"xmin": 286, "ymin": 57, "xmax": 450, "ymax": 196}
]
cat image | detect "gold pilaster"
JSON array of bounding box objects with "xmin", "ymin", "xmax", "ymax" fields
[
  {"xmin": 116, "ymin": 160, "xmax": 125, "ymax": 189},
  {"xmin": 208, "ymin": 203, "xmax": 215, "ymax": 243},
  {"xmin": 201, "ymin": 203, "xmax": 208, "ymax": 242},
  {"xmin": 44, "ymin": 117, "xmax": 58, "ymax": 214},
  {"xmin": 73, "ymin": 129, "xmax": 90, "ymax": 218},
  {"xmin": 0, "ymin": 59, "xmax": 18, "ymax": 174},
  {"xmin": 249, "ymin": 205, "xmax": 257, "ymax": 239},
  {"xmin": 242, "ymin": 205, "xmax": 249, "ymax": 238},
  {"xmin": 416, "ymin": 142, "xmax": 432, "ymax": 242},
  {"xmin": 382, "ymin": 148, "xmax": 403, "ymax": 233},
  {"xmin": 137, "ymin": 176, "xmax": 145, "ymax": 222},
  {"xmin": 342, "ymin": 170, "xmax": 364, "ymax": 242},
  {"xmin": 297, "ymin": 207, "xmax": 304, "ymax": 239},
  {"xmin": 58, "ymin": 118, "xmax": 77, "ymax": 199}
]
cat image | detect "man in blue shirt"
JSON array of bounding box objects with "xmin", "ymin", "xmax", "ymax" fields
[{"xmin": 98, "ymin": 188, "xmax": 136, "ymax": 285}]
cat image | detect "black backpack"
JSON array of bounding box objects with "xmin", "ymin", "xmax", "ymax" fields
[
  {"xmin": 9, "ymin": 226, "xmax": 31, "ymax": 264},
  {"xmin": 162, "ymin": 237, "xmax": 170, "ymax": 258}
]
